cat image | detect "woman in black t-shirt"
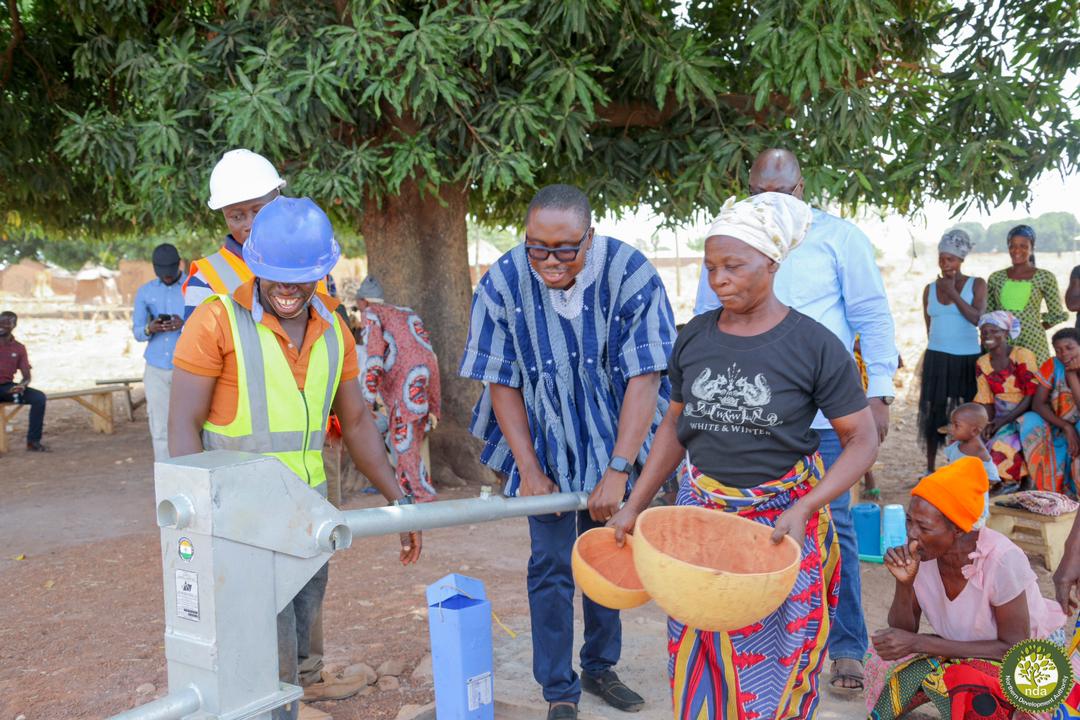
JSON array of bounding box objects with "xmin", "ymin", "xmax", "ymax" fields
[{"xmin": 607, "ymin": 192, "xmax": 879, "ymax": 719}]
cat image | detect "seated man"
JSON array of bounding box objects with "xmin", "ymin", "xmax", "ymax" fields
[{"xmin": 0, "ymin": 310, "xmax": 48, "ymax": 451}]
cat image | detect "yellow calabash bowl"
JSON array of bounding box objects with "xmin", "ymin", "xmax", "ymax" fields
[
  {"xmin": 571, "ymin": 527, "xmax": 651, "ymax": 610},
  {"xmin": 632, "ymin": 505, "xmax": 801, "ymax": 631}
]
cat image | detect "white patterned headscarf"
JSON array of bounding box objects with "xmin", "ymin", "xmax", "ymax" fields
[
  {"xmin": 978, "ymin": 311, "xmax": 1022, "ymax": 340},
  {"xmin": 704, "ymin": 192, "xmax": 813, "ymax": 263},
  {"xmin": 939, "ymin": 229, "xmax": 975, "ymax": 259}
]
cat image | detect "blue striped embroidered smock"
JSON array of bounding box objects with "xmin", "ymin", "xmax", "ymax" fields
[{"xmin": 459, "ymin": 236, "xmax": 676, "ymax": 496}]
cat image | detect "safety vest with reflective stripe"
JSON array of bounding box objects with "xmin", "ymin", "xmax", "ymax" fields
[
  {"xmin": 192, "ymin": 247, "xmax": 328, "ymax": 295},
  {"xmin": 193, "ymin": 248, "xmax": 250, "ymax": 294},
  {"xmin": 200, "ymin": 295, "xmax": 344, "ymax": 488}
]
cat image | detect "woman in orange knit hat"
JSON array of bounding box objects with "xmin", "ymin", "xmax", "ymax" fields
[{"xmin": 864, "ymin": 456, "xmax": 1067, "ymax": 718}]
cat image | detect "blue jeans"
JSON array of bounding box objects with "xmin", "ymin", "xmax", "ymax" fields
[
  {"xmin": 817, "ymin": 428, "xmax": 868, "ymax": 663},
  {"xmin": 528, "ymin": 510, "xmax": 621, "ymax": 703}
]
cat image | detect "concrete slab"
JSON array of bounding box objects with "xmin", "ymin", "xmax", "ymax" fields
[{"xmin": 484, "ymin": 599, "xmax": 934, "ymax": 720}]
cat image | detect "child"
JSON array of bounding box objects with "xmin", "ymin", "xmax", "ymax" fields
[
  {"xmin": 1059, "ymin": 330, "xmax": 1080, "ymax": 419},
  {"xmin": 943, "ymin": 402, "xmax": 997, "ymax": 523}
]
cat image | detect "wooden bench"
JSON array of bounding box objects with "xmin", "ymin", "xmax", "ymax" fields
[
  {"xmin": 987, "ymin": 500, "xmax": 1077, "ymax": 572},
  {"xmin": 0, "ymin": 384, "xmax": 128, "ymax": 453},
  {"xmin": 95, "ymin": 377, "xmax": 145, "ymax": 422}
]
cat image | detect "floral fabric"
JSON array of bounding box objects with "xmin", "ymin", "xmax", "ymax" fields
[{"xmin": 358, "ymin": 302, "xmax": 441, "ymax": 501}]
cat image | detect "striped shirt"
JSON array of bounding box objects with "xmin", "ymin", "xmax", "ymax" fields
[
  {"xmin": 182, "ymin": 235, "xmax": 245, "ymax": 319},
  {"xmin": 459, "ymin": 237, "xmax": 676, "ymax": 495}
]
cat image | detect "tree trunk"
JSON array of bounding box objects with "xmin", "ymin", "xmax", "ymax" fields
[{"xmin": 361, "ymin": 179, "xmax": 490, "ymax": 487}]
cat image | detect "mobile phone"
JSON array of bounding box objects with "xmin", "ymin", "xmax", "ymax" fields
[{"xmin": 158, "ymin": 313, "xmax": 171, "ymax": 321}]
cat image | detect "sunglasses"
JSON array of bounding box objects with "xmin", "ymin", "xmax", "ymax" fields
[{"xmin": 524, "ymin": 228, "xmax": 592, "ymax": 262}]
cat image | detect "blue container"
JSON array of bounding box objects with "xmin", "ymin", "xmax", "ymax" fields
[
  {"xmin": 882, "ymin": 504, "xmax": 908, "ymax": 551},
  {"xmin": 852, "ymin": 503, "xmax": 882, "ymax": 556},
  {"xmin": 426, "ymin": 573, "xmax": 495, "ymax": 720}
]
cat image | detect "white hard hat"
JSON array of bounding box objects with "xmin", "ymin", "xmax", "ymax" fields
[{"xmin": 206, "ymin": 149, "xmax": 287, "ymax": 210}]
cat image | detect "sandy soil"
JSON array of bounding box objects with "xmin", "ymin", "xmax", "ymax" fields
[{"xmin": 1, "ymin": 250, "xmax": 1074, "ymax": 719}]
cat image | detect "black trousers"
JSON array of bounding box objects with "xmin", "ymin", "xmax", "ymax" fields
[{"xmin": 0, "ymin": 383, "xmax": 46, "ymax": 443}]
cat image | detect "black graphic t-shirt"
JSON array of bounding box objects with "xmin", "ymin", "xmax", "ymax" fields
[{"xmin": 669, "ymin": 308, "xmax": 867, "ymax": 487}]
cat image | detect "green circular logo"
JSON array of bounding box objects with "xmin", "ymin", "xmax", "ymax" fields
[
  {"xmin": 1001, "ymin": 638, "xmax": 1073, "ymax": 712},
  {"xmin": 178, "ymin": 537, "xmax": 195, "ymax": 562}
]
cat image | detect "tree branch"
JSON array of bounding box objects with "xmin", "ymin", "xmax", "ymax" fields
[
  {"xmin": 595, "ymin": 100, "xmax": 678, "ymax": 128},
  {"xmin": 333, "ymin": 0, "xmax": 349, "ymax": 23},
  {"xmin": 0, "ymin": 0, "xmax": 26, "ymax": 88}
]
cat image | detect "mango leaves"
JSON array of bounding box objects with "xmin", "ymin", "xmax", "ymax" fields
[{"xmin": 2, "ymin": 0, "xmax": 1078, "ymax": 239}]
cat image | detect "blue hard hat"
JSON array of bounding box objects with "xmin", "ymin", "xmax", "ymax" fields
[{"xmin": 243, "ymin": 197, "xmax": 340, "ymax": 283}]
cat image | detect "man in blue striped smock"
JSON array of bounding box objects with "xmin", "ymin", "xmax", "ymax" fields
[{"xmin": 459, "ymin": 184, "xmax": 676, "ymax": 720}]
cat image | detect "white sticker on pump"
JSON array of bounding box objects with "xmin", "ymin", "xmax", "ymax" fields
[
  {"xmin": 467, "ymin": 671, "xmax": 493, "ymax": 710},
  {"xmin": 175, "ymin": 569, "xmax": 200, "ymax": 621}
]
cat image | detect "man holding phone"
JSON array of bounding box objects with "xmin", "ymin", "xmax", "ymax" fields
[
  {"xmin": 133, "ymin": 243, "xmax": 186, "ymax": 460},
  {"xmin": 0, "ymin": 310, "xmax": 48, "ymax": 451}
]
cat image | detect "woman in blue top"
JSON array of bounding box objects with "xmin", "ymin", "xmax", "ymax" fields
[{"xmin": 918, "ymin": 230, "xmax": 987, "ymax": 474}]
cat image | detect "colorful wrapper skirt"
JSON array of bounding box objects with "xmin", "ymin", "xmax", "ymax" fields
[
  {"xmin": 865, "ymin": 626, "xmax": 1071, "ymax": 720},
  {"xmin": 987, "ymin": 398, "xmax": 1032, "ymax": 483},
  {"xmin": 1018, "ymin": 411, "xmax": 1080, "ymax": 496},
  {"xmin": 668, "ymin": 454, "xmax": 840, "ymax": 720},
  {"xmin": 1057, "ymin": 614, "xmax": 1080, "ymax": 719},
  {"xmin": 865, "ymin": 651, "xmax": 1013, "ymax": 720}
]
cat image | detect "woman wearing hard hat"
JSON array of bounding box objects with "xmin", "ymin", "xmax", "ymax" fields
[
  {"xmin": 607, "ymin": 193, "xmax": 879, "ymax": 720},
  {"xmin": 183, "ymin": 149, "xmax": 326, "ymax": 318},
  {"xmin": 169, "ymin": 196, "xmax": 422, "ymax": 719}
]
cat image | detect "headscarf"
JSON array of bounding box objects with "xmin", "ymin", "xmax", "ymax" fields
[
  {"xmin": 704, "ymin": 192, "xmax": 813, "ymax": 263},
  {"xmin": 1007, "ymin": 224, "xmax": 1037, "ymax": 266},
  {"xmin": 938, "ymin": 229, "xmax": 975, "ymax": 260},
  {"xmin": 355, "ymin": 275, "xmax": 385, "ymax": 303},
  {"xmin": 911, "ymin": 456, "xmax": 989, "ymax": 532},
  {"xmin": 1007, "ymin": 224, "xmax": 1036, "ymax": 243},
  {"xmin": 978, "ymin": 311, "xmax": 1021, "ymax": 340}
]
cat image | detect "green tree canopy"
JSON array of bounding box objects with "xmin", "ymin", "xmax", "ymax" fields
[
  {"xmin": 2, "ymin": 0, "xmax": 1078, "ymax": 445},
  {"xmin": 984, "ymin": 211, "xmax": 1080, "ymax": 253},
  {"xmin": 3, "ymin": 0, "xmax": 1078, "ymax": 238}
]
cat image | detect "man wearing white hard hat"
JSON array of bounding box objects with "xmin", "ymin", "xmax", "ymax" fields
[{"xmin": 183, "ymin": 149, "xmax": 326, "ymax": 318}]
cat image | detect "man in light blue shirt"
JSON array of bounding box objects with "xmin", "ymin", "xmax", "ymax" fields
[
  {"xmin": 693, "ymin": 149, "xmax": 898, "ymax": 697},
  {"xmin": 133, "ymin": 243, "xmax": 186, "ymax": 461}
]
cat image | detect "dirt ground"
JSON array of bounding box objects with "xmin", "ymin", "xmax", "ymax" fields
[
  {"xmin": 1, "ymin": 250, "xmax": 1072, "ymax": 720},
  {"xmin": 2, "ymin": 409, "xmax": 957, "ymax": 720}
]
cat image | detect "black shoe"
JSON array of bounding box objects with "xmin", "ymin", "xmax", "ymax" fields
[
  {"xmin": 26, "ymin": 441, "xmax": 49, "ymax": 452},
  {"xmin": 547, "ymin": 702, "xmax": 577, "ymax": 720},
  {"xmin": 582, "ymin": 669, "xmax": 644, "ymax": 712}
]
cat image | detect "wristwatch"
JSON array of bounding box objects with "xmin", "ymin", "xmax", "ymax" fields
[
  {"xmin": 873, "ymin": 396, "xmax": 895, "ymax": 406},
  {"xmin": 390, "ymin": 493, "xmax": 415, "ymax": 507},
  {"xmin": 607, "ymin": 456, "xmax": 633, "ymax": 474}
]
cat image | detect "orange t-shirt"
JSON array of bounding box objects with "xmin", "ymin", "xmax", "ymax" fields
[{"xmin": 173, "ymin": 279, "xmax": 359, "ymax": 426}]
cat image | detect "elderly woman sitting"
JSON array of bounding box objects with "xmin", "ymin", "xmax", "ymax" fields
[{"xmin": 865, "ymin": 456, "xmax": 1066, "ymax": 719}]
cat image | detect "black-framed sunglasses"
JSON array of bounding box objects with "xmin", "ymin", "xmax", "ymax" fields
[{"xmin": 524, "ymin": 228, "xmax": 592, "ymax": 262}]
